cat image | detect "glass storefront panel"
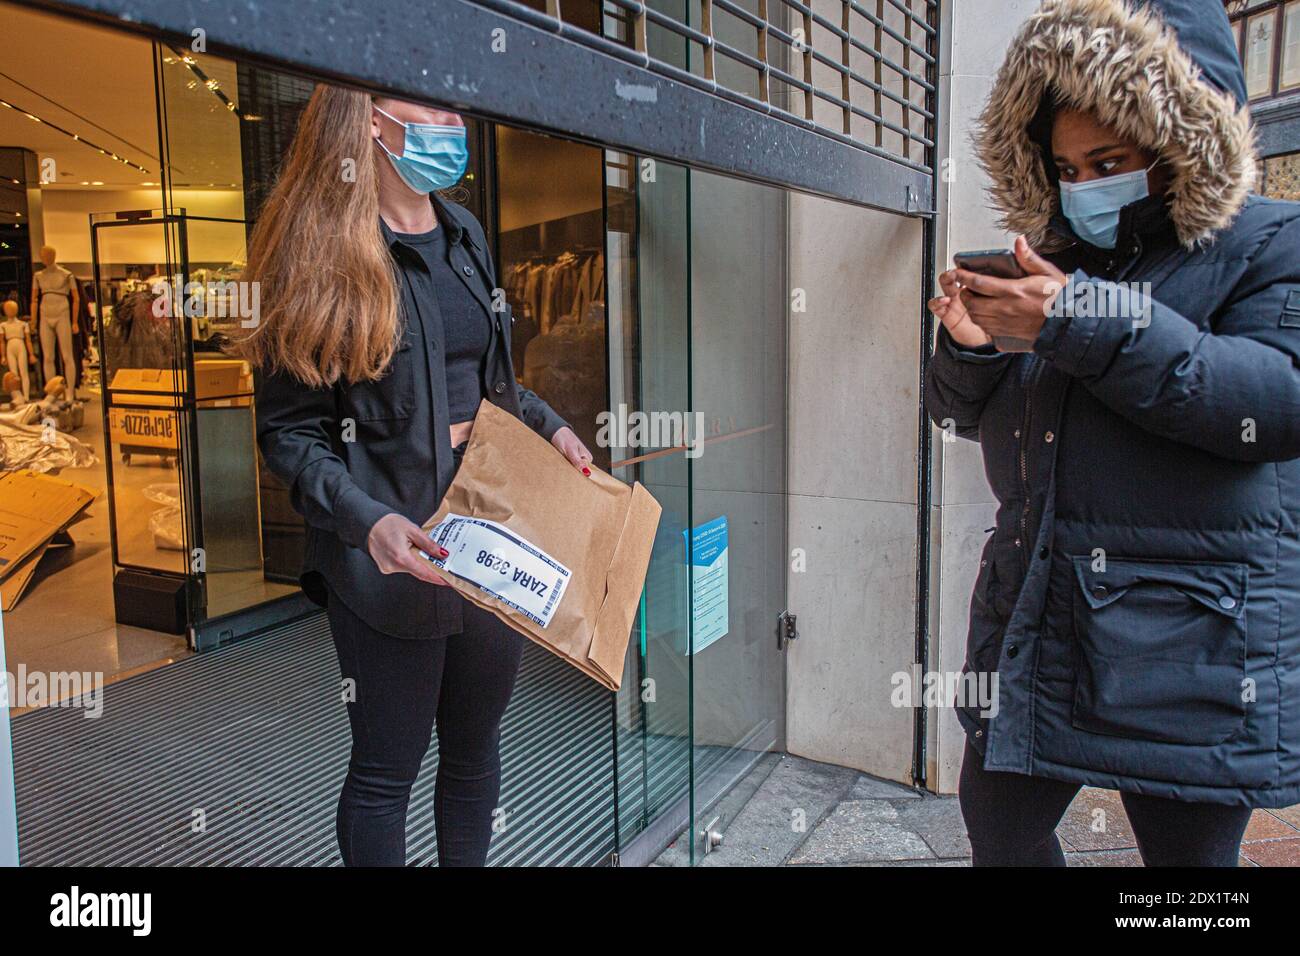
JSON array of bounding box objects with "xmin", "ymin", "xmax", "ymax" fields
[
  {"xmin": 93, "ymin": 213, "xmax": 191, "ymax": 579},
  {"xmin": 687, "ymin": 170, "xmax": 788, "ymax": 860},
  {"xmin": 154, "ymin": 46, "xmax": 299, "ymax": 622},
  {"xmin": 609, "ymin": 150, "xmax": 695, "ymax": 849},
  {"xmin": 604, "ymin": 154, "xmax": 791, "ymax": 862}
]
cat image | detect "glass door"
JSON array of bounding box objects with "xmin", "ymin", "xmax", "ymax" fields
[
  {"xmin": 152, "ymin": 42, "xmax": 301, "ymax": 630},
  {"xmin": 608, "ymin": 148, "xmax": 694, "ymax": 852},
  {"xmin": 685, "ymin": 170, "xmax": 789, "ymax": 862},
  {"xmin": 606, "ymin": 148, "xmax": 790, "ymax": 864},
  {"xmin": 601, "ymin": 0, "xmax": 790, "ymax": 865}
]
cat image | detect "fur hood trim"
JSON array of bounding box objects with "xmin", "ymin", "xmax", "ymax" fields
[{"xmin": 974, "ymin": 0, "xmax": 1258, "ymax": 250}]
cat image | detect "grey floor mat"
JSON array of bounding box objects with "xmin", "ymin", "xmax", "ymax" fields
[{"xmin": 12, "ymin": 612, "xmax": 614, "ymax": 866}]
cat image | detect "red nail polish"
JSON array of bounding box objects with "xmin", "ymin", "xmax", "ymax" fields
[
  {"xmin": 582, "ymin": 467, "xmax": 591, "ymax": 476},
  {"xmin": 438, "ymin": 549, "xmax": 449, "ymax": 558}
]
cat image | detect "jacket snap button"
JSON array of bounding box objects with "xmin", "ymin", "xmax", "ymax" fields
[
  {"xmin": 494, "ymin": 381, "xmax": 507, "ymax": 394},
  {"xmin": 1219, "ymin": 595, "xmax": 1237, "ymax": 610},
  {"xmin": 1007, "ymin": 645, "xmax": 1019, "ymax": 659},
  {"xmin": 1014, "ymin": 538, "xmax": 1022, "ymax": 548},
  {"xmin": 1044, "ymin": 431, "xmax": 1055, "ymax": 443},
  {"xmin": 463, "ymin": 265, "xmax": 474, "ymax": 277},
  {"xmin": 974, "ymin": 730, "xmax": 983, "ymax": 738},
  {"xmin": 1014, "ymin": 429, "xmax": 1021, "ymax": 439},
  {"xmin": 1092, "ymin": 584, "xmax": 1109, "ymax": 599}
]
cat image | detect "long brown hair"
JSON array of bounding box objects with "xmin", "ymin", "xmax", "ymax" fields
[{"xmin": 236, "ymin": 85, "xmax": 398, "ymax": 387}]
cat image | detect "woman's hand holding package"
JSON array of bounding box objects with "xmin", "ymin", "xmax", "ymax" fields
[
  {"xmin": 551, "ymin": 425, "xmax": 594, "ymax": 477},
  {"xmin": 367, "ymin": 512, "xmax": 451, "ymax": 585}
]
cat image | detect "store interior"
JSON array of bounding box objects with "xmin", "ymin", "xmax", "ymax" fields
[{"xmin": 2, "ymin": 10, "xmax": 195, "ymax": 695}]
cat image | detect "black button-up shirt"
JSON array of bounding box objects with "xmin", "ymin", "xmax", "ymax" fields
[
  {"xmin": 255, "ymin": 194, "xmax": 568, "ymax": 638},
  {"xmin": 393, "ymin": 220, "xmax": 492, "ymax": 424}
]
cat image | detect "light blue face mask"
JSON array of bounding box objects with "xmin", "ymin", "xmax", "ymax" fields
[
  {"xmin": 1058, "ymin": 161, "xmax": 1158, "ymax": 250},
  {"xmin": 373, "ymin": 104, "xmax": 468, "ymax": 194}
]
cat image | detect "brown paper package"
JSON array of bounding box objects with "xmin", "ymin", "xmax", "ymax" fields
[{"xmin": 421, "ymin": 400, "xmax": 662, "ymax": 691}]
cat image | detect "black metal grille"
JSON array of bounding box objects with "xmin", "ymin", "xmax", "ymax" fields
[{"xmin": 479, "ymin": 0, "xmax": 937, "ymax": 172}]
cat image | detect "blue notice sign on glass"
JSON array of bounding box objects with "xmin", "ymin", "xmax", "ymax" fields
[{"xmin": 684, "ymin": 515, "xmax": 729, "ymax": 654}]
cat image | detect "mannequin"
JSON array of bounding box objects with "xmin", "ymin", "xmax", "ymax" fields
[
  {"xmin": 32, "ymin": 245, "xmax": 80, "ymax": 394},
  {"xmin": 1, "ymin": 300, "xmax": 34, "ymax": 403},
  {"xmin": 1, "ymin": 299, "xmax": 34, "ymax": 402}
]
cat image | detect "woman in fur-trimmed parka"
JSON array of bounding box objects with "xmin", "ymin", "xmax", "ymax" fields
[{"xmin": 925, "ymin": 0, "xmax": 1300, "ymax": 866}]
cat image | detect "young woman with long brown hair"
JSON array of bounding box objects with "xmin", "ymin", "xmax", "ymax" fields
[{"xmin": 243, "ymin": 85, "xmax": 593, "ymax": 866}]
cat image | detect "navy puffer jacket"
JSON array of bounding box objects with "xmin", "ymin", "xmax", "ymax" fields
[{"xmin": 926, "ymin": 0, "xmax": 1300, "ymax": 806}]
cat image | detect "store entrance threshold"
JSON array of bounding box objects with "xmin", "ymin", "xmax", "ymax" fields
[{"xmin": 12, "ymin": 612, "xmax": 614, "ymax": 866}]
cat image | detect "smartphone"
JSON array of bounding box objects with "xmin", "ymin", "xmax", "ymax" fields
[{"xmin": 952, "ymin": 249, "xmax": 1034, "ymax": 352}]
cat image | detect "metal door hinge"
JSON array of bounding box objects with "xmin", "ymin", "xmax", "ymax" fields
[
  {"xmin": 777, "ymin": 610, "xmax": 797, "ymax": 649},
  {"xmin": 700, "ymin": 815, "xmax": 722, "ymax": 856},
  {"xmin": 906, "ymin": 185, "xmax": 937, "ymax": 218}
]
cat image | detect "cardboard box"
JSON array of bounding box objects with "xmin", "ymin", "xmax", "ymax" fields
[
  {"xmin": 0, "ymin": 470, "xmax": 96, "ymax": 582},
  {"xmin": 423, "ymin": 401, "xmax": 661, "ymax": 690},
  {"xmin": 108, "ymin": 358, "xmax": 249, "ymax": 402}
]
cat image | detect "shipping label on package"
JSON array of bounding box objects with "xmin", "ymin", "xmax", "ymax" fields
[{"xmin": 423, "ymin": 513, "xmax": 571, "ymax": 628}]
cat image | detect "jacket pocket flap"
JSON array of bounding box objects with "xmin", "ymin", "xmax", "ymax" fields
[{"xmin": 1071, "ymin": 556, "xmax": 1247, "ymax": 618}]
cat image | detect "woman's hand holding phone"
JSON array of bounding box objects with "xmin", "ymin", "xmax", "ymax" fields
[
  {"xmin": 950, "ymin": 237, "xmax": 1069, "ymax": 350},
  {"xmin": 929, "ymin": 269, "xmax": 993, "ymax": 349}
]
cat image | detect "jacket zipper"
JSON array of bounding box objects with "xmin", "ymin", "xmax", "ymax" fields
[
  {"xmin": 1018, "ymin": 357, "xmax": 1044, "ymax": 573},
  {"xmin": 1015, "ymin": 232, "xmax": 1133, "ymax": 571}
]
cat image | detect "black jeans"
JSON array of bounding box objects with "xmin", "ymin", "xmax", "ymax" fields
[
  {"xmin": 959, "ymin": 741, "xmax": 1252, "ymax": 866},
  {"xmin": 326, "ymin": 583, "xmax": 524, "ymax": 866}
]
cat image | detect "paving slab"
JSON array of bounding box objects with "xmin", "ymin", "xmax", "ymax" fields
[
  {"xmin": 1241, "ymin": 837, "xmax": 1300, "ymax": 867},
  {"xmin": 1056, "ymin": 788, "xmax": 1137, "ymax": 852},
  {"xmin": 1266, "ymin": 804, "xmax": 1300, "ymax": 830},
  {"xmin": 1063, "ymin": 848, "xmax": 1144, "ymax": 867},
  {"xmin": 1243, "ymin": 809, "xmax": 1298, "ymax": 842},
  {"xmin": 847, "ymin": 774, "xmax": 922, "ymax": 801},
  {"xmin": 891, "ymin": 796, "xmax": 972, "ymax": 859},
  {"xmin": 659, "ymin": 753, "xmax": 859, "ymax": 867},
  {"xmin": 790, "ymin": 800, "xmax": 935, "ymax": 864}
]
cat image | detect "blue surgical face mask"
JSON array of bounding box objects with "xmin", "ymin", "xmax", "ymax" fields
[
  {"xmin": 373, "ymin": 104, "xmax": 468, "ymax": 194},
  {"xmin": 1058, "ymin": 161, "xmax": 1157, "ymax": 250}
]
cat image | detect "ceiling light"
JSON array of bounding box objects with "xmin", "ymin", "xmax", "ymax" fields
[{"xmin": 0, "ymin": 97, "xmax": 150, "ymax": 174}]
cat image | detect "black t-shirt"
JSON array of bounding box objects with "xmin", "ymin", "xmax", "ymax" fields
[{"xmin": 394, "ymin": 221, "xmax": 491, "ymax": 423}]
